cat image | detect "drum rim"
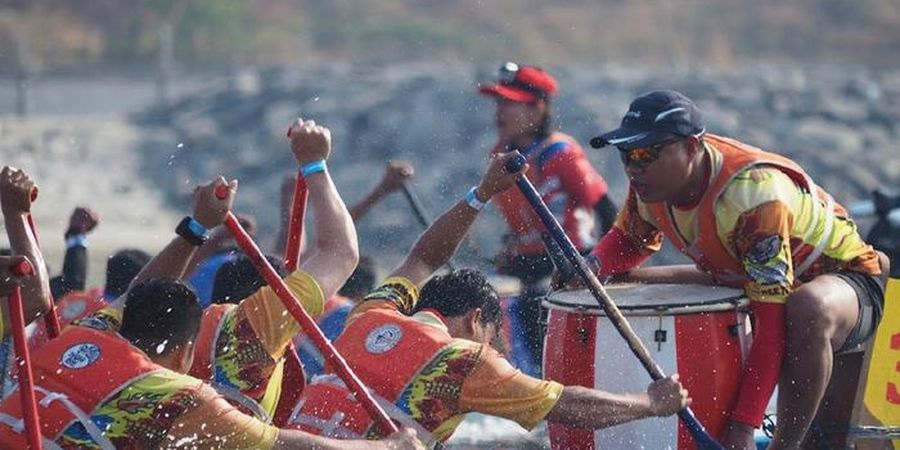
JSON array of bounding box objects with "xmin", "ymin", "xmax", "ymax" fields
[{"xmin": 541, "ymin": 293, "xmax": 749, "ymax": 316}]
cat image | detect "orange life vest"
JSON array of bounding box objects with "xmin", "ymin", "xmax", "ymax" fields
[
  {"xmin": 286, "ymin": 308, "xmax": 451, "ymax": 445},
  {"xmin": 28, "ymin": 287, "xmax": 106, "ymax": 352},
  {"xmin": 493, "ymin": 132, "xmax": 604, "ymax": 256},
  {"xmin": 189, "ymin": 303, "xmax": 306, "ymax": 425},
  {"xmin": 647, "ymin": 134, "xmax": 842, "ymax": 287},
  {"xmin": 0, "ymin": 326, "xmax": 162, "ymax": 448}
]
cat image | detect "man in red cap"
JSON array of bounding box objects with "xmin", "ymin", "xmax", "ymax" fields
[{"xmin": 479, "ymin": 62, "xmax": 617, "ymax": 372}]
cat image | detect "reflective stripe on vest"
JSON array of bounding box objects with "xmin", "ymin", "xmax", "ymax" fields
[
  {"xmin": 648, "ymin": 134, "xmax": 841, "ymax": 286},
  {"xmin": 292, "ymin": 374, "xmax": 439, "ymax": 447}
]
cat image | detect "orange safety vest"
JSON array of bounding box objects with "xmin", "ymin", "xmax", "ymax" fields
[
  {"xmin": 28, "ymin": 288, "xmax": 106, "ymax": 352},
  {"xmin": 286, "ymin": 308, "xmax": 451, "ymax": 445},
  {"xmin": 493, "ymin": 132, "xmax": 603, "ymax": 256},
  {"xmin": 647, "ymin": 134, "xmax": 842, "ymax": 287},
  {"xmin": 189, "ymin": 303, "xmax": 306, "ymax": 425},
  {"xmin": 0, "ymin": 326, "xmax": 162, "ymax": 449}
]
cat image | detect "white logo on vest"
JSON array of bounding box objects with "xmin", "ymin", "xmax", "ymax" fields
[
  {"xmin": 60, "ymin": 343, "xmax": 102, "ymax": 369},
  {"xmin": 365, "ymin": 324, "xmax": 403, "ymax": 354}
]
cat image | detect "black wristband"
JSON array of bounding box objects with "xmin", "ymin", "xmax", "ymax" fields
[{"xmin": 175, "ymin": 216, "xmax": 208, "ymax": 247}]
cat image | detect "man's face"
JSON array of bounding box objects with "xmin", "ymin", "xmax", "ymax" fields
[
  {"xmin": 620, "ymin": 138, "xmax": 695, "ymax": 203},
  {"xmin": 494, "ymin": 98, "xmax": 543, "ymax": 143},
  {"xmin": 473, "ymin": 321, "xmax": 499, "ymax": 346}
]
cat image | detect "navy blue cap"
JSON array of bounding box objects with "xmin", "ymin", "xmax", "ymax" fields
[{"xmin": 590, "ymin": 90, "xmax": 705, "ymax": 150}]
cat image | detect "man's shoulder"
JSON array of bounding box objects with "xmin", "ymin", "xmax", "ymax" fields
[{"xmin": 360, "ymin": 276, "xmax": 419, "ymax": 314}]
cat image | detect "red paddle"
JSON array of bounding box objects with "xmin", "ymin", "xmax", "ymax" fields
[
  {"xmin": 284, "ymin": 177, "xmax": 308, "ymax": 272},
  {"xmin": 24, "ymin": 188, "xmax": 60, "ymax": 339},
  {"xmin": 8, "ymin": 259, "xmax": 43, "ymax": 450},
  {"xmin": 215, "ymin": 185, "xmax": 398, "ymax": 435}
]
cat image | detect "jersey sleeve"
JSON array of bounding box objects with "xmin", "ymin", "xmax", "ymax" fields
[
  {"xmin": 591, "ymin": 188, "xmax": 662, "ymax": 276},
  {"xmin": 239, "ymin": 269, "xmax": 326, "ymax": 357},
  {"xmin": 165, "ymin": 383, "xmax": 280, "ymax": 449},
  {"xmin": 459, "ymin": 346, "xmax": 564, "ymax": 430}
]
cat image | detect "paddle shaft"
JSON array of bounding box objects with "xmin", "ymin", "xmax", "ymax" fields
[
  {"xmin": 24, "ymin": 190, "xmax": 61, "ymax": 339},
  {"xmin": 216, "ymin": 186, "xmax": 397, "ymax": 435},
  {"xmin": 505, "ymin": 152, "xmax": 724, "ymax": 449},
  {"xmin": 284, "ymin": 176, "xmax": 308, "ymax": 272},
  {"xmin": 9, "ymin": 260, "xmax": 43, "ymax": 450},
  {"xmin": 401, "ymin": 182, "xmax": 456, "ymax": 271}
]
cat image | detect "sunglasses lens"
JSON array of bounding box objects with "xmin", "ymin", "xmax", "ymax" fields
[{"xmin": 618, "ymin": 147, "xmax": 655, "ymax": 166}]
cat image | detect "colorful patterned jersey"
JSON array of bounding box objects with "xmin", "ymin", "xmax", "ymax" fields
[
  {"xmin": 56, "ymin": 370, "xmax": 278, "ymax": 449},
  {"xmin": 606, "ymin": 142, "xmax": 880, "ymax": 303},
  {"xmin": 349, "ymin": 277, "xmax": 563, "ymax": 439},
  {"xmin": 76, "ymin": 271, "xmax": 324, "ymax": 416}
]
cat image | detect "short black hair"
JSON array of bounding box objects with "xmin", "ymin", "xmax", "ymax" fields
[
  {"xmin": 414, "ymin": 268, "xmax": 501, "ymax": 327},
  {"xmin": 338, "ymin": 255, "xmax": 378, "ymax": 299},
  {"xmin": 211, "ymin": 254, "xmax": 287, "ymax": 305},
  {"xmin": 120, "ymin": 278, "xmax": 201, "ymax": 356},
  {"xmin": 105, "ymin": 249, "xmax": 151, "ymax": 298}
]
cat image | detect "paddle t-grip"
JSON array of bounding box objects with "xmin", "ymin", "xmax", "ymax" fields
[
  {"xmin": 215, "ymin": 185, "xmax": 229, "ymax": 200},
  {"xmin": 505, "ymin": 152, "xmax": 527, "ymax": 173}
]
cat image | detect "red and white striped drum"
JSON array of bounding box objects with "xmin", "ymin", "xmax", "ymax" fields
[{"xmin": 543, "ymin": 283, "xmax": 752, "ymax": 449}]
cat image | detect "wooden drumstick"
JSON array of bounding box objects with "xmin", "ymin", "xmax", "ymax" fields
[{"xmin": 504, "ymin": 152, "xmax": 724, "ymax": 450}]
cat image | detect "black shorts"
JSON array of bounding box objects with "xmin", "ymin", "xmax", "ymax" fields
[{"xmin": 835, "ymin": 271, "xmax": 886, "ymax": 354}]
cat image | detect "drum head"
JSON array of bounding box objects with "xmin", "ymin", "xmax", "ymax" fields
[
  {"xmin": 543, "ymin": 283, "xmax": 747, "ymax": 316},
  {"xmin": 487, "ymin": 275, "xmax": 522, "ymax": 297}
]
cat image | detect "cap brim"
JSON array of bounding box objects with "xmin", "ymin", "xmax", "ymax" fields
[
  {"xmin": 589, "ymin": 127, "xmax": 672, "ymax": 150},
  {"xmin": 478, "ymin": 84, "xmax": 538, "ymax": 103}
]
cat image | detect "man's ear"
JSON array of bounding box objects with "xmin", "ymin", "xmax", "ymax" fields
[
  {"xmin": 467, "ymin": 308, "xmax": 483, "ymax": 334},
  {"xmin": 176, "ymin": 341, "xmax": 195, "ymax": 372}
]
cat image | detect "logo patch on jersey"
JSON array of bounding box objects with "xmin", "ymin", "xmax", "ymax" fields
[
  {"xmin": 747, "ymin": 235, "xmax": 782, "ymax": 264},
  {"xmin": 60, "ymin": 343, "xmax": 101, "ymax": 369},
  {"xmin": 365, "ymin": 324, "xmax": 403, "ymax": 354}
]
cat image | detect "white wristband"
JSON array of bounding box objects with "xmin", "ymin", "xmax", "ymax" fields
[{"xmin": 464, "ymin": 187, "xmax": 487, "ymax": 211}]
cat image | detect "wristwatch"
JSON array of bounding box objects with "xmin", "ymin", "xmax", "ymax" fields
[{"xmin": 175, "ymin": 216, "xmax": 209, "ymax": 246}]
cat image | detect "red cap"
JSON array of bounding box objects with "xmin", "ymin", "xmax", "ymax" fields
[{"xmin": 479, "ymin": 65, "xmax": 558, "ymax": 103}]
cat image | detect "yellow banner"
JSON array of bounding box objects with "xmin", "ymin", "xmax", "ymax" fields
[{"xmin": 863, "ymin": 277, "xmax": 900, "ymax": 442}]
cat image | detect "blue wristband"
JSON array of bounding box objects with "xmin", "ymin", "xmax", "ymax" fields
[
  {"xmin": 300, "ymin": 160, "xmax": 327, "ymax": 178},
  {"xmin": 186, "ymin": 217, "xmax": 208, "ymax": 237},
  {"xmin": 65, "ymin": 234, "xmax": 88, "ymax": 248},
  {"xmin": 464, "ymin": 186, "xmax": 487, "ymax": 211}
]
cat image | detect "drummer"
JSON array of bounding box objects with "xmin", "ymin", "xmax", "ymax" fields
[
  {"xmin": 286, "ymin": 151, "xmax": 691, "ymax": 446},
  {"xmin": 584, "ymin": 90, "xmax": 890, "ymax": 448}
]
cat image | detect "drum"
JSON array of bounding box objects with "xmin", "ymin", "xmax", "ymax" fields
[
  {"xmin": 488, "ymin": 275, "xmax": 540, "ymax": 377},
  {"xmin": 543, "ymin": 283, "xmax": 752, "ymax": 449}
]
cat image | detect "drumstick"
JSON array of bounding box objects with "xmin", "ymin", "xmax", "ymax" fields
[
  {"xmin": 401, "ymin": 182, "xmax": 457, "ymax": 271},
  {"xmin": 8, "ymin": 260, "xmax": 44, "ymax": 450},
  {"xmin": 215, "ymin": 185, "xmax": 399, "ymax": 436},
  {"xmin": 25, "ymin": 189, "xmax": 62, "ymax": 339},
  {"xmin": 504, "ymin": 153, "xmax": 724, "ymax": 450},
  {"xmin": 284, "ymin": 176, "xmax": 308, "ymax": 272}
]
